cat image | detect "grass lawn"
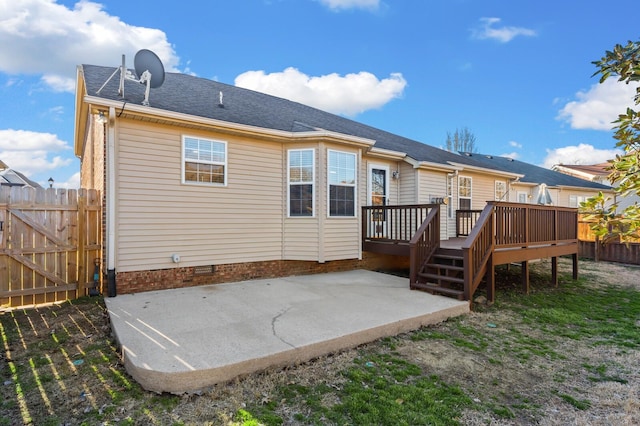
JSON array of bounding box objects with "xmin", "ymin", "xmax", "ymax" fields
[{"xmin": 1, "ymin": 258, "xmax": 639, "ymax": 425}]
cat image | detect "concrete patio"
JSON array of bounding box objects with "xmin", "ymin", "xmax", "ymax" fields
[{"xmin": 105, "ymin": 269, "xmax": 469, "ymax": 394}]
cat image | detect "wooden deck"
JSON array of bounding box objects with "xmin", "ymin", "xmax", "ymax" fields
[{"xmin": 362, "ymin": 202, "xmax": 579, "ymax": 302}]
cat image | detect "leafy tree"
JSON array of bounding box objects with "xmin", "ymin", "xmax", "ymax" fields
[
  {"xmin": 445, "ymin": 127, "xmax": 477, "ymax": 153},
  {"xmin": 580, "ymin": 40, "xmax": 640, "ymax": 242}
]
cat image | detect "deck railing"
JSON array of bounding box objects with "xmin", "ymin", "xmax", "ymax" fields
[
  {"xmin": 456, "ymin": 209, "xmax": 483, "ymax": 237},
  {"xmin": 362, "ymin": 204, "xmax": 437, "ymax": 242},
  {"xmin": 462, "ymin": 205, "xmax": 495, "ymax": 300},
  {"xmin": 463, "ymin": 201, "xmax": 578, "ymax": 299},
  {"xmin": 409, "ymin": 206, "xmax": 440, "ymax": 286}
]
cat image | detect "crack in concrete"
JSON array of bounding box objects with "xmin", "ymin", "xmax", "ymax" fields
[{"xmin": 271, "ymin": 307, "xmax": 295, "ymax": 348}]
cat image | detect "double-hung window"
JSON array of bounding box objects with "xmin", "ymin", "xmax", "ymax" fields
[
  {"xmin": 569, "ymin": 194, "xmax": 588, "ymax": 208},
  {"xmin": 183, "ymin": 136, "xmax": 227, "ymax": 185},
  {"xmin": 328, "ymin": 150, "xmax": 356, "ymax": 217},
  {"xmin": 288, "ymin": 149, "xmax": 314, "ymax": 216},
  {"xmin": 495, "ymin": 181, "xmax": 507, "ymax": 201},
  {"xmin": 458, "ymin": 176, "xmax": 472, "ymax": 210}
]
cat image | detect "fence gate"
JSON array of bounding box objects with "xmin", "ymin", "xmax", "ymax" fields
[{"xmin": 0, "ymin": 187, "xmax": 101, "ymax": 309}]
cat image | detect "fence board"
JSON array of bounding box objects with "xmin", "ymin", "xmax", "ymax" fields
[{"xmin": 0, "ymin": 187, "xmax": 101, "ymax": 309}]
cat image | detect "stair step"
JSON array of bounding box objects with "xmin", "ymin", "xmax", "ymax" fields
[
  {"xmin": 433, "ymin": 253, "xmax": 464, "ymax": 261},
  {"xmin": 411, "ymin": 282, "xmax": 465, "ymax": 299},
  {"xmin": 425, "ymin": 263, "xmax": 464, "ymax": 272},
  {"xmin": 418, "ymin": 272, "xmax": 465, "ymax": 284}
]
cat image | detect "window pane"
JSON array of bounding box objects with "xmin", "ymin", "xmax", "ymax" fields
[
  {"xmin": 329, "ymin": 185, "xmax": 355, "ymax": 216},
  {"xmin": 290, "ymin": 184, "xmax": 313, "ymax": 216},
  {"xmin": 328, "ymin": 151, "xmax": 355, "ymax": 185},
  {"xmin": 183, "ymin": 137, "xmax": 226, "ymax": 185}
]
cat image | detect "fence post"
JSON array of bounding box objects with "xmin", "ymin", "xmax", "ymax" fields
[{"xmin": 77, "ymin": 189, "xmax": 86, "ymax": 296}]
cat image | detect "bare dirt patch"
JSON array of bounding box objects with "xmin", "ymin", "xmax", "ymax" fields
[{"xmin": 1, "ymin": 258, "xmax": 639, "ymax": 425}]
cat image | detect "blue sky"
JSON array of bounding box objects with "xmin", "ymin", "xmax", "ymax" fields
[{"xmin": 0, "ymin": 0, "xmax": 637, "ymax": 188}]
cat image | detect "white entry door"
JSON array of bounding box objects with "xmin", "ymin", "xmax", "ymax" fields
[{"xmin": 368, "ymin": 165, "xmax": 389, "ymax": 237}]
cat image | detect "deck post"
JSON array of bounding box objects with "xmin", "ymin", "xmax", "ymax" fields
[
  {"xmin": 485, "ymin": 255, "xmax": 495, "ymax": 303},
  {"xmin": 572, "ymin": 253, "xmax": 579, "ymax": 280},
  {"xmin": 521, "ymin": 261, "xmax": 529, "ymax": 294},
  {"xmin": 551, "ymin": 257, "xmax": 558, "ymax": 287}
]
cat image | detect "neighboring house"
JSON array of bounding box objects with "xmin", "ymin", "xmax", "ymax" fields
[
  {"xmin": 0, "ymin": 161, "xmax": 41, "ymax": 188},
  {"xmin": 74, "ymin": 63, "xmax": 611, "ymax": 296},
  {"xmin": 553, "ymin": 162, "xmax": 640, "ymax": 211}
]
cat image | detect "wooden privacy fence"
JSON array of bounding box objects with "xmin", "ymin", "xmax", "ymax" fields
[
  {"xmin": 578, "ymin": 216, "xmax": 640, "ymax": 265},
  {"xmin": 0, "ymin": 187, "xmax": 102, "ymax": 308}
]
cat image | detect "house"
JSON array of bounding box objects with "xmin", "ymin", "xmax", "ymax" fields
[
  {"xmin": 74, "ymin": 61, "xmax": 612, "ymax": 299},
  {"xmin": 552, "ymin": 162, "xmax": 640, "ymax": 211},
  {"xmin": 0, "ymin": 161, "xmax": 42, "ymax": 188}
]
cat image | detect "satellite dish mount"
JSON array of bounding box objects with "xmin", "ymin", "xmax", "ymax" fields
[{"xmin": 97, "ymin": 49, "xmax": 165, "ymax": 106}]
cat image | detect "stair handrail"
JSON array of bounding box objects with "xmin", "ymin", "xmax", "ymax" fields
[
  {"xmin": 461, "ymin": 202, "xmax": 495, "ymax": 300},
  {"xmin": 409, "ymin": 205, "xmax": 440, "ymax": 286}
]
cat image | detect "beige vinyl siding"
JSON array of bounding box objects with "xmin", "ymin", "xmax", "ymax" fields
[
  {"xmin": 459, "ymin": 172, "xmax": 494, "ymax": 209},
  {"xmin": 416, "ymin": 169, "xmax": 449, "ymax": 239},
  {"xmin": 283, "ymin": 219, "xmax": 319, "ymax": 260},
  {"xmin": 511, "ymin": 184, "xmax": 534, "ymax": 203},
  {"xmin": 115, "ymin": 120, "xmax": 284, "ymax": 272},
  {"xmin": 556, "ymin": 188, "xmax": 599, "ymax": 207},
  {"xmin": 398, "ymin": 162, "xmax": 416, "ymax": 205},
  {"xmin": 323, "ymin": 218, "xmax": 360, "ymax": 261}
]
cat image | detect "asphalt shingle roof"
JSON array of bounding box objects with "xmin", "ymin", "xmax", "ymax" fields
[
  {"xmin": 81, "ymin": 64, "xmax": 611, "ymax": 192},
  {"xmin": 455, "ymin": 153, "xmax": 611, "ymax": 190}
]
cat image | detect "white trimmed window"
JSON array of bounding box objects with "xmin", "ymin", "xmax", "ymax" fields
[
  {"xmin": 288, "ymin": 149, "xmax": 314, "ymax": 217},
  {"xmin": 495, "ymin": 181, "xmax": 507, "ymax": 201},
  {"xmin": 458, "ymin": 176, "xmax": 472, "ymax": 210},
  {"xmin": 183, "ymin": 136, "xmax": 227, "ymax": 185},
  {"xmin": 569, "ymin": 194, "xmax": 588, "ymax": 207},
  {"xmin": 328, "ymin": 150, "xmax": 356, "ymax": 217}
]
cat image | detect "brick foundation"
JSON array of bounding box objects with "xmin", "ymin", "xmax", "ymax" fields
[{"xmin": 113, "ymin": 253, "xmax": 410, "ymax": 295}]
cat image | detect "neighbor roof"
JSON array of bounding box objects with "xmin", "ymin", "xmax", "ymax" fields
[
  {"xmin": 456, "ymin": 153, "xmax": 611, "ymax": 190},
  {"xmin": 554, "ymin": 163, "xmax": 610, "ymax": 177},
  {"xmin": 0, "ymin": 168, "xmax": 41, "ymax": 188}
]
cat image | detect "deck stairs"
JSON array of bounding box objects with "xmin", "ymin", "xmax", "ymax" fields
[{"xmin": 411, "ymin": 247, "xmax": 467, "ymax": 300}]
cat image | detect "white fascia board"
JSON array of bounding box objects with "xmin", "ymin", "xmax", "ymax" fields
[
  {"xmin": 82, "ymin": 95, "xmax": 376, "ymax": 147},
  {"xmin": 404, "ymin": 157, "xmax": 461, "ymax": 173},
  {"xmin": 447, "ymin": 162, "xmax": 524, "ymax": 179},
  {"xmin": 557, "ymin": 184, "xmax": 613, "ymax": 192},
  {"xmin": 367, "ymin": 146, "xmax": 407, "ymax": 160}
]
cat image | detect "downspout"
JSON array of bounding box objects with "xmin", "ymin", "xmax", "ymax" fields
[{"xmin": 106, "ymin": 106, "xmax": 117, "ymax": 297}]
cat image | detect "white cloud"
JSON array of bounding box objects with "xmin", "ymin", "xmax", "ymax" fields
[
  {"xmin": 319, "ymin": 0, "xmax": 380, "ymax": 11},
  {"xmin": 0, "ymin": 129, "xmax": 72, "ymax": 176},
  {"xmin": 235, "ymin": 67, "xmax": 406, "ymax": 116},
  {"xmin": 509, "ymin": 141, "xmax": 523, "ymax": 148},
  {"xmin": 0, "ymin": 0, "xmax": 179, "ymax": 92},
  {"xmin": 541, "ymin": 143, "xmax": 622, "ymax": 168},
  {"xmin": 471, "ymin": 17, "xmax": 537, "ymax": 43},
  {"xmin": 499, "ymin": 152, "xmax": 519, "ymax": 159},
  {"xmin": 557, "ymin": 79, "xmax": 640, "ymax": 130},
  {"xmin": 54, "ymin": 171, "xmax": 81, "ymax": 189}
]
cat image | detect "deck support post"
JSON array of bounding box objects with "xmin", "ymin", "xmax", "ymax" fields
[
  {"xmin": 485, "ymin": 255, "xmax": 495, "ymax": 303},
  {"xmin": 572, "ymin": 253, "xmax": 579, "ymax": 280},
  {"xmin": 521, "ymin": 261, "xmax": 529, "ymax": 294},
  {"xmin": 551, "ymin": 257, "xmax": 558, "ymax": 287}
]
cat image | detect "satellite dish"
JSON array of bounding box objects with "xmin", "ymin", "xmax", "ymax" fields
[
  {"xmin": 96, "ymin": 49, "xmax": 165, "ymax": 106},
  {"xmin": 134, "ymin": 49, "xmax": 165, "ymax": 89}
]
